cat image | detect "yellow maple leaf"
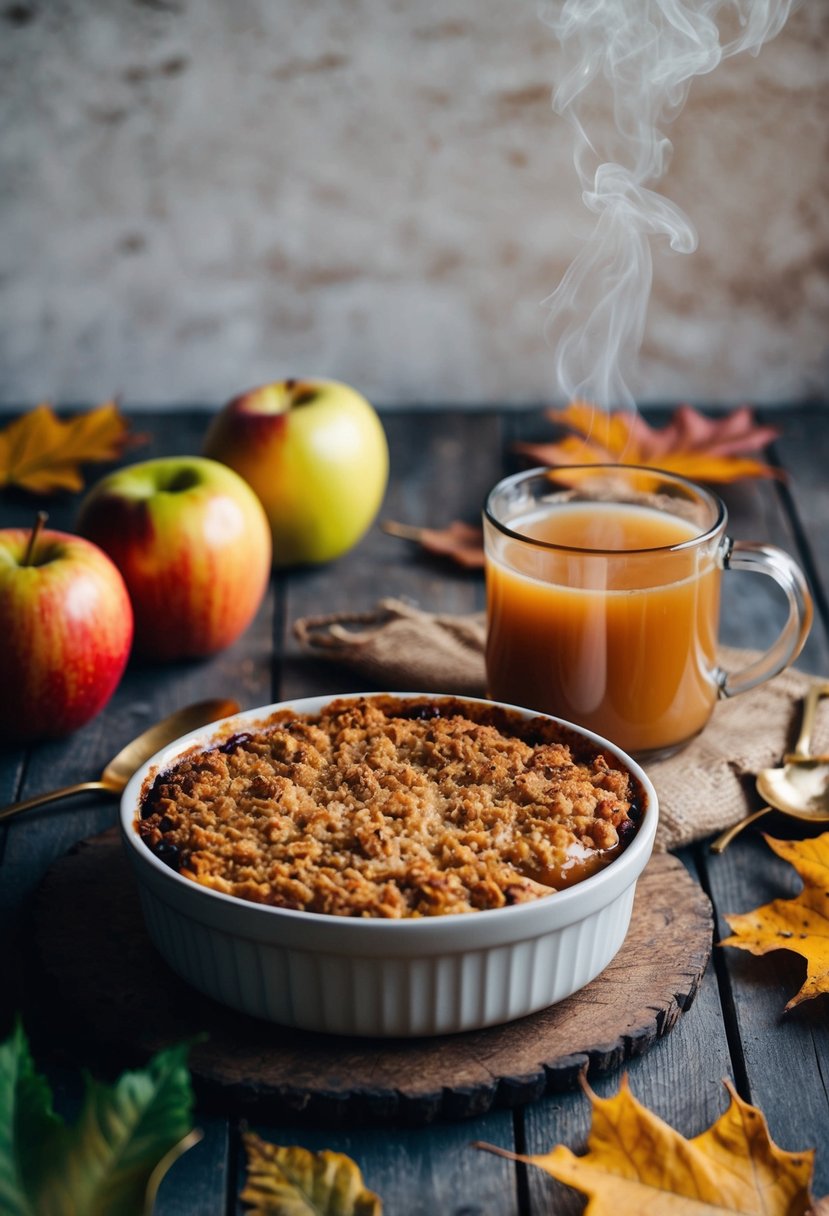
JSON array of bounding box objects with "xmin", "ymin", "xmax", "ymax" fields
[
  {"xmin": 721, "ymin": 832, "xmax": 829, "ymax": 1010},
  {"xmin": 478, "ymin": 1075, "xmax": 817, "ymax": 1214},
  {"xmin": 514, "ymin": 401, "xmax": 782, "ymax": 483},
  {"xmin": 0, "ymin": 400, "xmax": 140, "ymax": 494},
  {"xmin": 240, "ymin": 1132, "xmax": 382, "ymax": 1216}
]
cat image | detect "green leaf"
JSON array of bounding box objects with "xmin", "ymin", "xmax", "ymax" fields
[
  {"xmin": 0, "ymin": 1020, "xmax": 64, "ymax": 1216},
  {"xmin": 0, "ymin": 1023, "xmax": 197, "ymax": 1216},
  {"xmin": 44, "ymin": 1043, "xmax": 195, "ymax": 1216}
]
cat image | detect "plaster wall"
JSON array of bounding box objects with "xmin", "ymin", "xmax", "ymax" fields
[{"xmin": 1, "ymin": 0, "xmax": 827, "ymax": 408}]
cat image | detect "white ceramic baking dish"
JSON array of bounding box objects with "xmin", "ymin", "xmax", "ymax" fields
[{"xmin": 120, "ymin": 692, "xmax": 658, "ymax": 1037}]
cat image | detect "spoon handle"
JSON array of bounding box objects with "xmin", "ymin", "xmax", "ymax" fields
[
  {"xmin": 786, "ymin": 680, "xmax": 829, "ymax": 761},
  {"xmin": 709, "ymin": 806, "xmax": 772, "ymax": 854},
  {"xmin": 0, "ymin": 781, "xmax": 110, "ymax": 823}
]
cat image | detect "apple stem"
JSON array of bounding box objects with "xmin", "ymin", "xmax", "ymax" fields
[{"xmin": 22, "ymin": 511, "xmax": 48, "ymax": 567}]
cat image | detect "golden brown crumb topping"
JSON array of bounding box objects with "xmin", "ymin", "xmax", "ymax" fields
[{"xmin": 137, "ymin": 697, "xmax": 642, "ymax": 918}]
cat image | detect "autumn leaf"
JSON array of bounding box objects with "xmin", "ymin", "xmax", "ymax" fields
[
  {"xmin": 0, "ymin": 400, "xmax": 142, "ymax": 494},
  {"xmin": 240, "ymin": 1132, "xmax": 382, "ymax": 1216},
  {"xmin": 514, "ymin": 401, "xmax": 782, "ymax": 483},
  {"xmin": 382, "ymin": 519, "xmax": 484, "ymax": 569},
  {"xmin": 720, "ymin": 832, "xmax": 829, "ymax": 1009},
  {"xmin": 478, "ymin": 1074, "xmax": 817, "ymax": 1214},
  {"xmin": 0, "ymin": 1021, "xmax": 198, "ymax": 1216}
]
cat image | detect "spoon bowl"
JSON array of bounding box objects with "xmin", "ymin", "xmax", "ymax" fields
[
  {"xmin": 0, "ymin": 698, "xmax": 241, "ymax": 823},
  {"xmin": 755, "ymin": 758, "xmax": 829, "ymax": 822},
  {"xmin": 710, "ymin": 681, "xmax": 829, "ymax": 853}
]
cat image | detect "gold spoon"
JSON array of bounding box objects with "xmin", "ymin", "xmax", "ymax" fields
[
  {"xmin": 710, "ymin": 681, "xmax": 829, "ymax": 853},
  {"xmin": 0, "ymin": 697, "xmax": 240, "ymax": 823}
]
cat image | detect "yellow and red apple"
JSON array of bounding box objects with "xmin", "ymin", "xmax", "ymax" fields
[
  {"xmin": 202, "ymin": 378, "xmax": 389, "ymax": 567},
  {"xmin": 0, "ymin": 519, "xmax": 133, "ymax": 743},
  {"xmin": 77, "ymin": 456, "xmax": 271, "ymax": 661}
]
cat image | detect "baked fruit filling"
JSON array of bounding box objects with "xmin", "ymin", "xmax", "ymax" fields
[{"xmin": 137, "ymin": 696, "xmax": 643, "ymax": 918}]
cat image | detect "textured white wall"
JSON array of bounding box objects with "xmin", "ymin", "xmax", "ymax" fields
[{"xmin": 1, "ymin": 0, "xmax": 827, "ymax": 408}]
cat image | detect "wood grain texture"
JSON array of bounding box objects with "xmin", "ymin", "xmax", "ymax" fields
[
  {"xmin": 765, "ymin": 402, "xmax": 829, "ymax": 653},
  {"xmin": 278, "ymin": 410, "xmax": 501, "ymax": 703},
  {"xmin": 0, "ymin": 411, "xmax": 258, "ymax": 1201},
  {"xmin": 4, "ymin": 404, "xmax": 829, "ymax": 1215},
  {"xmin": 0, "ymin": 410, "xmax": 274, "ymax": 899},
  {"xmin": 693, "ymin": 405, "xmax": 829, "ymax": 1195},
  {"xmin": 32, "ymin": 831, "xmax": 711, "ymax": 1127},
  {"xmin": 522, "ymin": 849, "xmax": 737, "ymax": 1215},
  {"xmin": 237, "ymin": 1115, "xmax": 522, "ymax": 1216},
  {"xmin": 703, "ymin": 829, "xmax": 829, "ymax": 1192},
  {"xmin": 153, "ymin": 1117, "xmax": 231, "ymax": 1216}
]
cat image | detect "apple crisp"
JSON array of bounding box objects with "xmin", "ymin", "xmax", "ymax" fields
[{"xmin": 137, "ymin": 696, "xmax": 643, "ymax": 918}]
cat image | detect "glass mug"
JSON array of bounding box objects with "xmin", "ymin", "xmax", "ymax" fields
[{"xmin": 483, "ymin": 465, "xmax": 813, "ymax": 760}]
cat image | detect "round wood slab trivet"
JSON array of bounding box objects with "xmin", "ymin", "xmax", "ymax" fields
[{"xmin": 31, "ymin": 829, "xmax": 712, "ymax": 1126}]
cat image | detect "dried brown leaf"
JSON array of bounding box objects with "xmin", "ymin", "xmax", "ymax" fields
[{"xmin": 382, "ymin": 519, "xmax": 484, "ymax": 568}]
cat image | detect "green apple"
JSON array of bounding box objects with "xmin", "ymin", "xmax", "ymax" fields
[
  {"xmin": 202, "ymin": 378, "xmax": 389, "ymax": 567},
  {"xmin": 76, "ymin": 456, "xmax": 271, "ymax": 661}
]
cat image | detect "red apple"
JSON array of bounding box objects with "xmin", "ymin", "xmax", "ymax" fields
[
  {"xmin": 203, "ymin": 378, "xmax": 389, "ymax": 567},
  {"xmin": 76, "ymin": 455, "xmax": 271, "ymax": 661},
  {"xmin": 0, "ymin": 516, "xmax": 133, "ymax": 743}
]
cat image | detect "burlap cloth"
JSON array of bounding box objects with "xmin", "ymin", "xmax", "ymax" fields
[{"xmin": 294, "ymin": 598, "xmax": 828, "ymax": 851}]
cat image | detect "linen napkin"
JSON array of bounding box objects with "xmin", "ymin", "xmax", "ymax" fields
[{"xmin": 293, "ymin": 598, "xmax": 827, "ymax": 851}]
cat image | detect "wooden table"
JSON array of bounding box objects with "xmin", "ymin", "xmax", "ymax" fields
[{"xmin": 2, "ymin": 403, "xmax": 828, "ymax": 1213}]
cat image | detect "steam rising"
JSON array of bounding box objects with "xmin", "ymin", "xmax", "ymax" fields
[{"xmin": 542, "ymin": 0, "xmax": 797, "ymax": 408}]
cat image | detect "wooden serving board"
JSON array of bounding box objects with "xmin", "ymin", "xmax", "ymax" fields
[{"xmin": 31, "ymin": 829, "xmax": 712, "ymax": 1126}]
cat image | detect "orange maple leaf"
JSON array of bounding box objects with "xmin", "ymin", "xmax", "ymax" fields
[
  {"xmin": 0, "ymin": 400, "xmax": 142, "ymax": 494},
  {"xmin": 240, "ymin": 1132, "xmax": 382, "ymax": 1215},
  {"xmin": 720, "ymin": 832, "xmax": 829, "ymax": 1009},
  {"xmin": 479, "ymin": 1074, "xmax": 818, "ymax": 1214},
  {"xmin": 514, "ymin": 401, "xmax": 782, "ymax": 483}
]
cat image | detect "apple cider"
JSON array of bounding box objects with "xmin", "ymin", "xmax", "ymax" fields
[{"xmin": 485, "ymin": 500, "xmax": 721, "ymax": 757}]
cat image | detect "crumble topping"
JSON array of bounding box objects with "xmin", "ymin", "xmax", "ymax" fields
[{"xmin": 137, "ymin": 696, "xmax": 642, "ymax": 918}]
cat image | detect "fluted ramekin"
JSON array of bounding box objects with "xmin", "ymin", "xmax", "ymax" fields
[{"xmin": 120, "ymin": 693, "xmax": 658, "ymax": 1037}]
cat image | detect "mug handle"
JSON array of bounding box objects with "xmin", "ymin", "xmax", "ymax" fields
[{"xmin": 716, "ymin": 540, "xmax": 814, "ymax": 699}]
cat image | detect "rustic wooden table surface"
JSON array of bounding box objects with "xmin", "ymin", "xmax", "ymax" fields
[{"xmin": 2, "ymin": 404, "xmax": 828, "ymax": 1214}]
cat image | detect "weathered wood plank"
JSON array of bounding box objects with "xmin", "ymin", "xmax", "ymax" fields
[
  {"xmin": 152, "ymin": 1116, "xmax": 231, "ymax": 1216},
  {"xmin": 229, "ymin": 406, "xmax": 516, "ymax": 1212},
  {"xmin": 714, "ymin": 474, "xmax": 828, "ymax": 673},
  {"xmin": 31, "ymin": 840, "xmax": 710, "ymax": 1128},
  {"xmin": 696, "ymin": 409, "xmax": 829, "ymax": 1195},
  {"xmin": 278, "ymin": 411, "xmax": 501, "ymax": 702},
  {"xmin": 0, "ymin": 596, "xmax": 272, "ymax": 904},
  {"xmin": 764, "ymin": 402, "xmax": 829, "ymax": 655},
  {"xmin": 0, "ymin": 409, "xmax": 241, "ymax": 1213},
  {"xmin": 232, "ymin": 1115, "xmax": 520, "ymax": 1216},
  {"xmin": 0, "ymin": 408, "xmax": 273, "ymax": 924},
  {"xmin": 522, "ymin": 850, "xmax": 734, "ymax": 1214},
  {"xmin": 0, "ymin": 417, "xmax": 84, "ymax": 985},
  {"xmin": 6, "ymin": 403, "xmax": 828, "ymax": 1215},
  {"xmin": 498, "ymin": 415, "xmax": 826, "ymax": 1204},
  {"xmin": 702, "ymin": 829, "xmax": 829, "ymax": 1192}
]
